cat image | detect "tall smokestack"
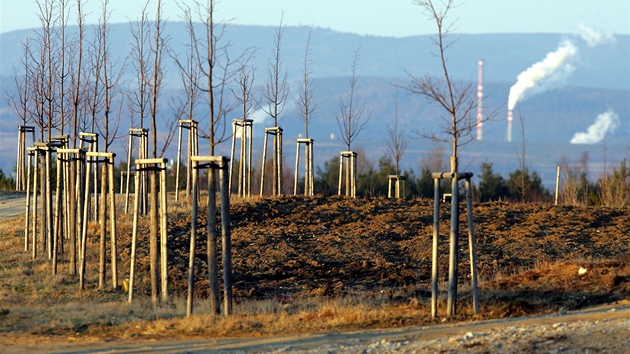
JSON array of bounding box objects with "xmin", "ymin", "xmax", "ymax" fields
[
  {"xmin": 507, "ymin": 110, "xmax": 513, "ymax": 142},
  {"xmin": 476, "ymin": 59, "xmax": 483, "ymax": 141}
]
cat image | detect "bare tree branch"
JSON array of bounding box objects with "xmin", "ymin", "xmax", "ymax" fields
[
  {"xmin": 298, "ymin": 26, "xmax": 317, "ymax": 138},
  {"xmin": 335, "ymin": 48, "xmax": 370, "ymax": 151}
]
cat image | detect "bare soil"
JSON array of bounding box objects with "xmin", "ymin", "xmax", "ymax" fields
[{"xmin": 164, "ymin": 195, "xmax": 630, "ymax": 314}]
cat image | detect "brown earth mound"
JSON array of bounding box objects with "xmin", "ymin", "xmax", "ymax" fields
[{"xmin": 119, "ymin": 195, "xmax": 630, "ymax": 316}]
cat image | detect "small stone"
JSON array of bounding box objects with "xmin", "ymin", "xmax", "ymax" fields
[
  {"xmin": 464, "ymin": 332, "xmax": 475, "ymax": 340},
  {"xmin": 559, "ymin": 307, "xmax": 567, "ymax": 315}
]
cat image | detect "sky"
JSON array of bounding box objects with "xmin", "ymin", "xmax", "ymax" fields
[{"xmin": 1, "ymin": 0, "xmax": 629, "ymax": 37}]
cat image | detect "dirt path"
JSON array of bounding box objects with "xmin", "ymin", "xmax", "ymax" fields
[
  {"xmin": 0, "ymin": 194, "xmax": 25, "ymax": 222},
  {"xmin": 3, "ymin": 302, "xmax": 629, "ymax": 353}
]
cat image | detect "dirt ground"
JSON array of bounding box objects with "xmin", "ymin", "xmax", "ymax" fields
[
  {"xmin": 2, "ymin": 193, "xmax": 630, "ymax": 352},
  {"xmin": 161, "ymin": 195, "xmax": 630, "ymax": 312}
]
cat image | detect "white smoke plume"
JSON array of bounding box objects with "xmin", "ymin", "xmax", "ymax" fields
[
  {"xmin": 577, "ymin": 24, "xmax": 616, "ymax": 47},
  {"xmin": 508, "ymin": 40, "xmax": 578, "ymax": 111},
  {"xmin": 570, "ymin": 109, "xmax": 619, "ymax": 144}
]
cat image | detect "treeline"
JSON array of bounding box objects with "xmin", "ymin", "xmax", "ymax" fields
[
  {"xmin": 0, "ymin": 169, "xmax": 16, "ymax": 191},
  {"xmin": 5, "ymin": 154, "xmax": 630, "ymax": 207},
  {"xmin": 111, "ymin": 151, "xmax": 629, "ymax": 207}
]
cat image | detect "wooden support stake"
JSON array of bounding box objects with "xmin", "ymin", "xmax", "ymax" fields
[
  {"xmin": 24, "ymin": 148, "xmax": 34, "ymax": 253},
  {"xmin": 447, "ymin": 172, "xmax": 459, "ymax": 317},
  {"xmin": 187, "ymin": 159, "xmax": 199, "ymax": 316},
  {"xmin": 128, "ymin": 158, "xmax": 168, "ymax": 303},
  {"xmin": 294, "ymin": 139, "xmax": 314, "ymax": 196},
  {"xmin": 108, "ymin": 155, "xmax": 118, "ymax": 289},
  {"xmin": 431, "ymin": 177, "xmax": 440, "ymax": 319},
  {"xmin": 79, "ymin": 151, "xmax": 92, "ymax": 290},
  {"xmin": 32, "ymin": 147, "xmax": 40, "ymax": 260},
  {"xmin": 260, "ymin": 127, "xmax": 283, "ymax": 196},
  {"xmin": 465, "ymin": 178, "xmax": 480, "ymax": 314},
  {"xmin": 429, "ymin": 171, "xmax": 477, "ymax": 318},
  {"xmin": 187, "ymin": 156, "xmax": 231, "ymax": 317},
  {"xmin": 128, "ymin": 167, "xmax": 141, "ymax": 303},
  {"xmin": 338, "ymin": 151, "xmax": 357, "ymax": 197},
  {"xmin": 229, "ymin": 119, "xmax": 253, "ymax": 197},
  {"xmin": 52, "ymin": 151, "xmax": 63, "ymax": 275},
  {"xmin": 220, "ymin": 160, "xmax": 232, "ymax": 316},
  {"xmin": 208, "ymin": 167, "xmax": 219, "ymax": 314},
  {"xmin": 160, "ymin": 161, "xmax": 168, "ymax": 302},
  {"xmin": 175, "ymin": 120, "xmax": 199, "ymax": 201}
]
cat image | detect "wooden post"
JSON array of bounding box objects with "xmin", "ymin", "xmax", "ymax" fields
[
  {"xmin": 276, "ymin": 128, "xmax": 283, "ymax": 196},
  {"xmin": 128, "ymin": 158, "xmax": 168, "ymax": 303},
  {"xmin": 79, "ymin": 132, "xmax": 99, "ymax": 221},
  {"xmin": 79, "ymin": 150, "xmax": 92, "ymax": 290},
  {"xmin": 24, "ymin": 148, "xmax": 34, "ymax": 252},
  {"xmin": 555, "ymin": 165, "xmax": 561, "ymax": 206},
  {"xmin": 208, "ymin": 167, "xmax": 219, "ymax": 314},
  {"xmin": 176, "ymin": 121, "xmax": 184, "ymax": 200},
  {"xmin": 31, "ymin": 146, "xmax": 42, "ymax": 259},
  {"xmin": 16, "ymin": 127, "xmax": 23, "ymax": 191},
  {"xmin": 352, "ymin": 152, "xmax": 357, "ymax": 197},
  {"xmin": 261, "ymin": 127, "xmax": 283, "ymax": 196},
  {"xmin": 48, "ymin": 136, "xmax": 68, "ymax": 262},
  {"xmin": 388, "ymin": 175, "xmax": 406, "ymax": 198},
  {"xmin": 99, "ymin": 161, "xmax": 107, "ymax": 289},
  {"xmin": 54, "ymin": 148, "xmax": 86, "ymax": 277},
  {"xmin": 125, "ymin": 128, "xmax": 149, "ymax": 214},
  {"xmin": 108, "ymin": 154, "xmax": 118, "ymax": 289},
  {"xmin": 128, "ymin": 165, "xmax": 141, "ymax": 303},
  {"xmin": 229, "ymin": 119, "xmax": 253, "ymax": 198},
  {"xmin": 188, "ymin": 156, "xmax": 231, "ymax": 317},
  {"xmin": 338, "ymin": 151, "xmax": 357, "ymax": 197},
  {"xmin": 41, "ymin": 144, "xmax": 53, "ymax": 260},
  {"xmin": 80, "ymin": 152, "xmax": 118, "ymax": 290},
  {"xmin": 337, "ymin": 153, "xmax": 343, "ymax": 196},
  {"xmin": 447, "ymin": 172, "xmax": 459, "ymax": 316},
  {"xmin": 125, "ymin": 130, "xmax": 134, "ymax": 212},
  {"xmin": 294, "ymin": 140, "xmax": 300, "ymax": 195},
  {"xmin": 465, "ymin": 177, "xmax": 480, "ymax": 314},
  {"xmin": 307, "ymin": 139, "xmax": 314, "ymax": 196},
  {"xmin": 187, "ymin": 158, "xmax": 199, "ymax": 316},
  {"xmin": 16, "ymin": 126, "xmax": 35, "ymax": 191},
  {"xmin": 431, "ymin": 176, "xmax": 440, "ymax": 319},
  {"xmin": 220, "ymin": 159, "xmax": 232, "ymax": 316},
  {"xmin": 431, "ymin": 171, "xmax": 478, "ymax": 318},
  {"xmin": 294, "ymin": 138, "xmax": 314, "ymax": 196},
  {"xmin": 53, "ymin": 150, "xmax": 63, "ymax": 275},
  {"xmin": 72, "ymin": 150, "xmax": 87, "ymax": 276},
  {"xmin": 176, "ymin": 120, "xmax": 199, "ymax": 201},
  {"xmin": 159, "ymin": 159, "xmax": 168, "ymax": 302}
]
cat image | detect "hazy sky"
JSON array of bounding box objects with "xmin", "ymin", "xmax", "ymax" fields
[{"xmin": 1, "ymin": 0, "xmax": 628, "ymax": 37}]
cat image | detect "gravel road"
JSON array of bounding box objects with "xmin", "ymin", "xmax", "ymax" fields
[
  {"xmin": 0, "ymin": 193, "xmax": 25, "ymax": 221},
  {"xmin": 4, "ymin": 303, "xmax": 628, "ymax": 353}
]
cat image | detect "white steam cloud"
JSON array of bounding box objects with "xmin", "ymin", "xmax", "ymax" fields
[
  {"xmin": 508, "ymin": 40, "xmax": 578, "ymax": 111},
  {"xmin": 577, "ymin": 24, "xmax": 616, "ymax": 47},
  {"xmin": 570, "ymin": 109, "xmax": 619, "ymax": 144}
]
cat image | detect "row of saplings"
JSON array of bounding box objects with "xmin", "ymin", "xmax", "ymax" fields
[{"xmin": 17, "ymin": 123, "xmax": 479, "ymax": 319}]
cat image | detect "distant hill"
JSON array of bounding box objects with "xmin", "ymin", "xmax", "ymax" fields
[
  {"xmin": 1, "ymin": 23, "xmax": 628, "ymax": 89},
  {"xmin": 0, "ymin": 24, "xmax": 629, "ymax": 181}
]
